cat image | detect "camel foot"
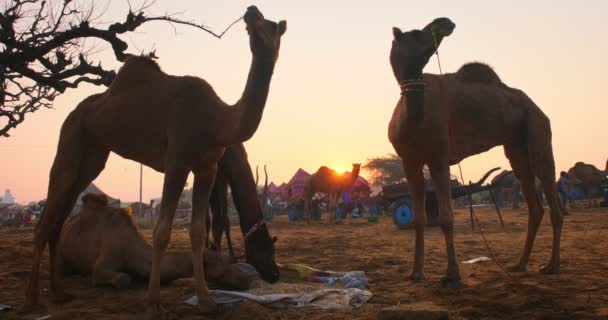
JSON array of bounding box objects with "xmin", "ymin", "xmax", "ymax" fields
[
  {"xmin": 440, "ymin": 276, "xmax": 463, "ymax": 289},
  {"xmin": 540, "ymin": 263, "xmax": 559, "ymax": 274},
  {"xmin": 507, "ymin": 263, "xmax": 527, "ymax": 273},
  {"xmin": 409, "ymin": 271, "xmax": 425, "ymax": 282},
  {"xmin": 112, "ymin": 274, "xmax": 132, "ymax": 290},
  {"xmin": 50, "ymin": 291, "xmax": 75, "ymax": 304}
]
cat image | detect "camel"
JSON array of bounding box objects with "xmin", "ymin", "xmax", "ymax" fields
[
  {"xmin": 304, "ymin": 163, "xmax": 361, "ymax": 223},
  {"xmin": 388, "ymin": 18, "xmax": 564, "ymax": 288},
  {"xmin": 567, "ymin": 159, "xmax": 608, "ymax": 199},
  {"xmin": 207, "ymin": 145, "xmax": 277, "ymax": 264},
  {"xmin": 25, "ymin": 6, "xmax": 286, "ymax": 316},
  {"xmin": 59, "ymin": 193, "xmax": 258, "ymax": 291},
  {"xmin": 491, "ymin": 170, "xmax": 523, "ymax": 209}
]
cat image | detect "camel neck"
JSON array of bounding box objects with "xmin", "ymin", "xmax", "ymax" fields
[
  {"xmin": 228, "ymin": 55, "xmax": 276, "ymax": 144},
  {"xmin": 403, "ymin": 89, "xmax": 425, "ymax": 124}
]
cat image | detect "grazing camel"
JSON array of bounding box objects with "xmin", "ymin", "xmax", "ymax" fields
[
  {"xmin": 59, "ymin": 194, "xmax": 257, "ymax": 291},
  {"xmin": 389, "ymin": 18, "xmax": 564, "ymax": 288},
  {"xmin": 207, "ymin": 145, "xmax": 277, "ymax": 263},
  {"xmin": 567, "ymin": 159, "xmax": 608, "ymax": 199},
  {"xmin": 25, "ymin": 6, "xmax": 286, "ymax": 316},
  {"xmin": 304, "ymin": 163, "xmax": 361, "ymax": 223}
]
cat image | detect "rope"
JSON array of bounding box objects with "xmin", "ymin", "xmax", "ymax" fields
[{"xmin": 432, "ymin": 30, "xmax": 514, "ymax": 280}]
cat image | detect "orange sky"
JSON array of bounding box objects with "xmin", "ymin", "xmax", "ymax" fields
[{"xmin": 1, "ymin": 0, "xmax": 607, "ymax": 203}]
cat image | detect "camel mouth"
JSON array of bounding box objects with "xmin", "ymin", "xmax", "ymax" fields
[
  {"xmin": 244, "ymin": 6, "xmax": 264, "ymax": 27},
  {"xmin": 430, "ymin": 17, "xmax": 456, "ymax": 37}
]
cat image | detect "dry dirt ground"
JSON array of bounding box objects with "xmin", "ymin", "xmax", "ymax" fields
[{"xmin": 1, "ymin": 207, "xmax": 607, "ymax": 319}]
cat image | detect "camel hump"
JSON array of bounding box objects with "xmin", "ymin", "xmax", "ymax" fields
[
  {"xmin": 456, "ymin": 62, "xmax": 502, "ymax": 85},
  {"xmin": 82, "ymin": 193, "xmax": 109, "ymax": 208}
]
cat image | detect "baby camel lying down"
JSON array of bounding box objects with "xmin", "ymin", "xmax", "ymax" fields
[{"xmin": 58, "ymin": 193, "xmax": 257, "ymax": 290}]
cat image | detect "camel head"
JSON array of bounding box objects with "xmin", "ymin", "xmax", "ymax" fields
[
  {"xmin": 390, "ymin": 18, "xmax": 455, "ymax": 82},
  {"xmin": 246, "ymin": 228, "xmax": 279, "ymax": 283},
  {"xmin": 244, "ymin": 6, "xmax": 287, "ymax": 61}
]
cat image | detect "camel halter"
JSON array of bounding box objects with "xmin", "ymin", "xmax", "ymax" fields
[
  {"xmin": 245, "ymin": 220, "xmax": 265, "ymax": 239},
  {"xmin": 399, "ymin": 80, "xmax": 426, "ymax": 95}
]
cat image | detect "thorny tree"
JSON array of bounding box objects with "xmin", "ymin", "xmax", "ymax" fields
[{"xmin": 0, "ymin": 0, "xmax": 239, "ymax": 137}]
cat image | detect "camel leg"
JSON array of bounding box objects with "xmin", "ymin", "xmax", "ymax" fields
[
  {"xmin": 428, "ymin": 159, "xmax": 461, "ymax": 288},
  {"xmin": 25, "ymin": 144, "xmax": 108, "ymax": 307},
  {"xmin": 535, "ymin": 165, "xmax": 563, "ymax": 274},
  {"xmin": 224, "ymin": 214, "xmax": 235, "ymax": 261},
  {"xmin": 504, "ymin": 145, "xmax": 544, "ymax": 272},
  {"xmin": 328, "ymin": 194, "xmax": 334, "ymax": 223},
  {"xmin": 403, "ymin": 158, "xmax": 426, "ymax": 281},
  {"xmin": 190, "ymin": 164, "xmax": 219, "ymax": 313},
  {"xmin": 209, "ymin": 175, "xmax": 228, "ymax": 251},
  {"xmin": 146, "ymin": 161, "xmax": 189, "ymax": 318}
]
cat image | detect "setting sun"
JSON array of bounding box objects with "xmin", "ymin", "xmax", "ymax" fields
[{"xmin": 333, "ymin": 166, "xmax": 347, "ymax": 174}]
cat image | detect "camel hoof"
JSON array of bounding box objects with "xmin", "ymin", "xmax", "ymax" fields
[
  {"xmin": 540, "ymin": 263, "xmax": 559, "ymax": 274},
  {"xmin": 440, "ymin": 276, "xmax": 463, "ymax": 289},
  {"xmin": 409, "ymin": 272, "xmax": 425, "ymax": 282},
  {"xmin": 507, "ymin": 264, "xmax": 527, "ymax": 273},
  {"xmin": 51, "ymin": 292, "xmax": 75, "ymax": 304}
]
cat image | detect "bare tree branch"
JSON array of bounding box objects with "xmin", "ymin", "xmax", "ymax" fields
[{"xmin": 1, "ymin": 0, "xmax": 241, "ymax": 137}]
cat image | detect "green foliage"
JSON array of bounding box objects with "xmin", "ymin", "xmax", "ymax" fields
[{"xmin": 363, "ymin": 154, "xmax": 405, "ymax": 186}]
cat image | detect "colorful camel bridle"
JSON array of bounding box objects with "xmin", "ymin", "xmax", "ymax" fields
[
  {"xmin": 399, "ymin": 80, "xmax": 426, "ymax": 95},
  {"xmin": 245, "ymin": 220, "xmax": 265, "ymax": 239}
]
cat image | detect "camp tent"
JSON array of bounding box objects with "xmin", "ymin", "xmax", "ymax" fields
[{"xmin": 287, "ymin": 168, "xmax": 311, "ymax": 199}]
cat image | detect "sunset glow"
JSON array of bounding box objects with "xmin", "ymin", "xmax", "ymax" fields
[{"xmin": 0, "ymin": 0, "xmax": 607, "ymax": 204}]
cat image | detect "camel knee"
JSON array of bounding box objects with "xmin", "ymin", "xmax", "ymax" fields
[
  {"xmin": 439, "ymin": 213, "xmax": 454, "ymax": 234},
  {"xmin": 152, "ymin": 225, "xmax": 172, "ymax": 251},
  {"xmin": 190, "ymin": 224, "xmax": 206, "ymax": 250}
]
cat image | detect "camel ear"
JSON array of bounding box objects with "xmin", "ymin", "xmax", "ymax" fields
[
  {"xmin": 392, "ymin": 27, "xmax": 402, "ymax": 40},
  {"xmin": 278, "ymin": 20, "xmax": 287, "ymax": 36}
]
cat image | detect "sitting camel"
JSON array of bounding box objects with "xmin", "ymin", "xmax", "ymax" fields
[
  {"xmin": 389, "ymin": 18, "xmax": 564, "ymax": 288},
  {"xmin": 59, "ymin": 193, "xmax": 258, "ymax": 291},
  {"xmin": 304, "ymin": 163, "xmax": 361, "ymax": 223},
  {"xmin": 26, "ymin": 6, "xmax": 286, "ymax": 316}
]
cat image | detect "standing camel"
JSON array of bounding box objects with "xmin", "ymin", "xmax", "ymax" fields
[
  {"xmin": 25, "ymin": 6, "xmax": 286, "ymax": 316},
  {"xmin": 388, "ymin": 18, "xmax": 564, "ymax": 288},
  {"xmin": 304, "ymin": 163, "xmax": 361, "ymax": 223}
]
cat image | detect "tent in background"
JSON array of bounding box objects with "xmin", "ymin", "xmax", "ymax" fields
[{"xmin": 287, "ymin": 168, "xmax": 311, "ymax": 199}]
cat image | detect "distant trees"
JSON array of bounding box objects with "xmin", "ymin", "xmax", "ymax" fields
[
  {"xmin": 363, "ymin": 154, "xmax": 404, "ymax": 186},
  {"xmin": 0, "ymin": 0, "xmax": 235, "ymax": 137}
]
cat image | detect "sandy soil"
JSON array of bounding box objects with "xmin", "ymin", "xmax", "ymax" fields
[{"xmin": 1, "ymin": 206, "xmax": 607, "ymax": 319}]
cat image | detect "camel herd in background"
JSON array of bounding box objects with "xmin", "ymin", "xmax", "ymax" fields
[
  {"xmin": 19, "ymin": 5, "xmax": 607, "ymax": 317},
  {"xmin": 492, "ymin": 159, "xmax": 608, "ymax": 208}
]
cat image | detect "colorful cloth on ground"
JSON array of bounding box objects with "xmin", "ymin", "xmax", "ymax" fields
[{"xmin": 185, "ymin": 263, "xmax": 372, "ymax": 310}]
